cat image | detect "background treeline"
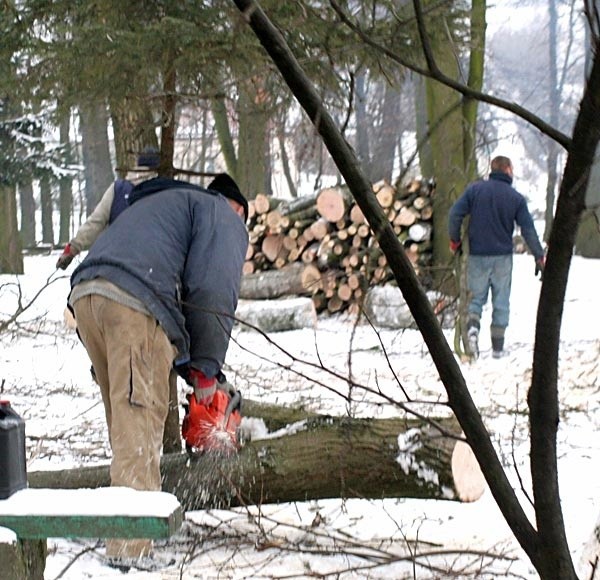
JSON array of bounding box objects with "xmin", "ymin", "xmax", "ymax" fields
[{"xmin": 0, "ymin": 0, "xmax": 593, "ymax": 282}]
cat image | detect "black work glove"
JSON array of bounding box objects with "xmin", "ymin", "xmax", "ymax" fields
[
  {"xmin": 56, "ymin": 244, "xmax": 77, "ymax": 270},
  {"xmin": 534, "ymin": 256, "xmax": 545, "ymax": 280}
]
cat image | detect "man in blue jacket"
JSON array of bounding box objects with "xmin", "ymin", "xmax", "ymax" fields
[
  {"xmin": 448, "ymin": 156, "xmax": 545, "ymax": 359},
  {"xmin": 56, "ymin": 147, "xmax": 161, "ymax": 270},
  {"xmin": 68, "ymin": 173, "xmax": 248, "ymax": 563}
]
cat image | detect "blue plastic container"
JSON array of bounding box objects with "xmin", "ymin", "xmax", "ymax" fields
[{"xmin": 0, "ymin": 400, "xmax": 27, "ymax": 499}]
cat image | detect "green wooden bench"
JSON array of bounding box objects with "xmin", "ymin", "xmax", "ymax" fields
[{"xmin": 0, "ymin": 487, "xmax": 183, "ymax": 580}]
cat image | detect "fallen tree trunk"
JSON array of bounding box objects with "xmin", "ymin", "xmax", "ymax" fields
[
  {"xmin": 236, "ymin": 297, "xmax": 317, "ymax": 332},
  {"xmin": 239, "ymin": 262, "xmax": 321, "ymax": 299},
  {"xmin": 28, "ymin": 404, "xmax": 485, "ymax": 511}
]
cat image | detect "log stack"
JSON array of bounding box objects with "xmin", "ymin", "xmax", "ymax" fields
[{"xmin": 241, "ymin": 178, "xmax": 435, "ymax": 315}]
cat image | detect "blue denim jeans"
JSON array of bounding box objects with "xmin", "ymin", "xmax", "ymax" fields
[{"xmin": 467, "ymin": 254, "xmax": 513, "ymax": 328}]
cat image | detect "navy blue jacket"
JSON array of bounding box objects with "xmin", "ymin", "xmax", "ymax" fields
[
  {"xmin": 448, "ymin": 172, "xmax": 544, "ymax": 259},
  {"xmin": 108, "ymin": 179, "xmax": 134, "ymax": 224},
  {"xmin": 70, "ymin": 178, "xmax": 248, "ymax": 379}
]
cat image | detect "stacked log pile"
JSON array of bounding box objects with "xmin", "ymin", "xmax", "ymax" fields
[{"xmin": 240, "ymin": 178, "xmax": 435, "ymax": 315}]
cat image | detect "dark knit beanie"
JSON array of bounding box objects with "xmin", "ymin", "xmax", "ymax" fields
[
  {"xmin": 136, "ymin": 147, "xmax": 160, "ymax": 169},
  {"xmin": 208, "ymin": 173, "xmax": 248, "ymax": 222}
]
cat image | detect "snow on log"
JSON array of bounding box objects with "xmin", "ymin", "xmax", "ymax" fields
[
  {"xmin": 236, "ymin": 297, "xmax": 317, "ymax": 332},
  {"xmin": 407, "ymin": 222, "xmax": 432, "ymax": 242},
  {"xmin": 363, "ymin": 285, "xmax": 456, "ymax": 329},
  {"xmin": 27, "ymin": 406, "xmax": 485, "ymax": 510}
]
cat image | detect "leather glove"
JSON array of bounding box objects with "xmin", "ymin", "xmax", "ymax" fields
[
  {"xmin": 56, "ymin": 243, "xmax": 77, "ymax": 270},
  {"xmin": 449, "ymin": 239, "xmax": 462, "ymax": 255},
  {"xmin": 535, "ymin": 256, "xmax": 545, "ymax": 279},
  {"xmin": 189, "ymin": 369, "xmax": 217, "ymax": 405}
]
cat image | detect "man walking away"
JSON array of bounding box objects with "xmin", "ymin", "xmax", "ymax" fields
[{"xmin": 448, "ymin": 156, "xmax": 545, "ymax": 359}]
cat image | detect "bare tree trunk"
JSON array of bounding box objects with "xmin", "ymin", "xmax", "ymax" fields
[
  {"xmin": 277, "ymin": 111, "xmax": 298, "ymax": 197},
  {"xmin": 158, "ymin": 50, "xmax": 177, "ymax": 178},
  {"xmin": 425, "ymin": 77, "xmax": 465, "ymax": 290},
  {"xmin": 229, "ymin": 0, "xmax": 550, "ymax": 575},
  {"xmin": 0, "ymin": 184, "xmax": 23, "ymax": 274},
  {"xmin": 18, "ymin": 180, "xmax": 36, "ymax": 248},
  {"xmin": 79, "ymin": 101, "xmax": 114, "ymax": 213},
  {"xmin": 370, "ymin": 82, "xmax": 402, "ymax": 183},
  {"xmin": 58, "ymin": 112, "xmax": 73, "ymax": 245},
  {"xmin": 414, "ymin": 75, "xmax": 433, "ymax": 177},
  {"xmin": 354, "ymin": 71, "xmax": 372, "ymax": 178},
  {"xmin": 462, "ymin": 0, "xmax": 486, "ymax": 182},
  {"xmin": 527, "ymin": 45, "xmax": 600, "ymax": 580},
  {"xmin": 212, "ymin": 96, "xmax": 239, "ymax": 181},
  {"xmin": 39, "ymin": 175, "xmax": 53, "ymax": 245},
  {"xmin": 237, "ymin": 81, "xmax": 270, "ymax": 199},
  {"xmin": 110, "ymin": 97, "xmax": 159, "ymax": 177},
  {"xmin": 544, "ymin": 0, "xmax": 559, "ymax": 244},
  {"xmin": 162, "ymin": 371, "xmax": 182, "ymax": 454}
]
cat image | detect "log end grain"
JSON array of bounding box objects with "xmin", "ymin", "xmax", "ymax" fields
[
  {"xmin": 451, "ymin": 441, "xmax": 486, "ymax": 502},
  {"xmin": 316, "ymin": 187, "xmax": 347, "ymax": 223}
]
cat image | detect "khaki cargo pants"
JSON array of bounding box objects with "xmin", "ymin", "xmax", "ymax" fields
[{"xmin": 73, "ymin": 294, "xmax": 176, "ymax": 559}]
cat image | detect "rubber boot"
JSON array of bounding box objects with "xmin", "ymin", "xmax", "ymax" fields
[
  {"xmin": 491, "ymin": 326, "xmax": 505, "ymax": 358},
  {"xmin": 467, "ymin": 315, "xmax": 480, "ymax": 359}
]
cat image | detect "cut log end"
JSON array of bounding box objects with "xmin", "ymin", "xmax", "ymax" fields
[
  {"xmin": 316, "ymin": 187, "xmax": 347, "ymax": 223},
  {"xmin": 451, "ymin": 440, "xmax": 486, "ymax": 502}
]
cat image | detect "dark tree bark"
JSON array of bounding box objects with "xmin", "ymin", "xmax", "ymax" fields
[
  {"xmin": 18, "ymin": 180, "xmax": 36, "ymax": 248},
  {"xmin": 39, "ymin": 175, "xmax": 53, "ymax": 245},
  {"xmin": 162, "ymin": 371, "xmax": 182, "ymax": 455},
  {"xmin": 527, "ymin": 42, "xmax": 600, "ymax": 580}
]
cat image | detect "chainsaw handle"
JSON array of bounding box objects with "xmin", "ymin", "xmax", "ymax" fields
[{"xmin": 224, "ymin": 390, "xmax": 242, "ymax": 422}]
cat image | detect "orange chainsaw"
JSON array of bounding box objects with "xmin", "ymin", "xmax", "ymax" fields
[{"xmin": 181, "ymin": 382, "xmax": 242, "ymax": 457}]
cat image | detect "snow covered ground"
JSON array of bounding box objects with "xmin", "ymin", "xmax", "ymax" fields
[{"xmin": 1, "ymin": 252, "xmax": 599, "ymax": 579}]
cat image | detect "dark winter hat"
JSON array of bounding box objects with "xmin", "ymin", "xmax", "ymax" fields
[
  {"xmin": 208, "ymin": 173, "xmax": 248, "ymax": 222},
  {"xmin": 136, "ymin": 146, "xmax": 160, "ymax": 169}
]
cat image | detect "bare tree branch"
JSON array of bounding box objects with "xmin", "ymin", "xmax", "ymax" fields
[
  {"xmin": 328, "ymin": 0, "xmax": 572, "ymax": 150},
  {"xmin": 231, "ymin": 0, "xmax": 541, "ymax": 568}
]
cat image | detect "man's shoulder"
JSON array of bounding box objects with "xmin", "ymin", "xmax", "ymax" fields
[{"xmin": 464, "ymin": 178, "xmax": 488, "ymax": 194}]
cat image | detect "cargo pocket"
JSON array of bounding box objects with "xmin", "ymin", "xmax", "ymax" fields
[
  {"xmin": 129, "ymin": 317, "xmax": 173, "ymax": 411},
  {"xmin": 129, "ymin": 346, "xmax": 150, "ymax": 408}
]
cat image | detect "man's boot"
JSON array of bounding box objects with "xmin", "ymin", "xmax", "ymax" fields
[
  {"xmin": 467, "ymin": 315, "xmax": 480, "ymax": 359},
  {"xmin": 491, "ymin": 326, "xmax": 505, "ymax": 358}
]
